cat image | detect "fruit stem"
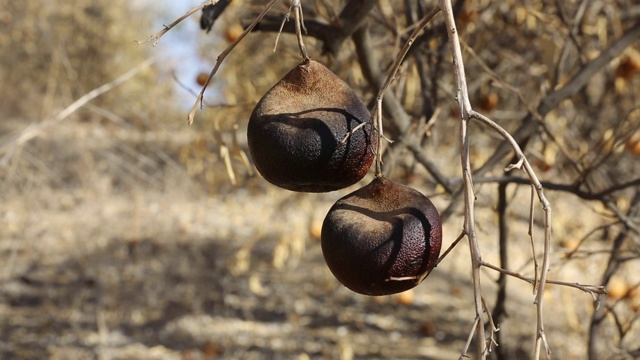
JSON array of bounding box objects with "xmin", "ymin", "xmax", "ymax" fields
[
  {"xmin": 371, "ymin": 7, "xmax": 441, "ymax": 177},
  {"xmin": 374, "ymin": 100, "xmax": 384, "ymax": 177},
  {"xmin": 292, "ymin": 0, "xmax": 310, "ymax": 61}
]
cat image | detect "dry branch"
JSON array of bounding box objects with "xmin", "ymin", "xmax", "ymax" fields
[
  {"xmin": 187, "ymin": 0, "xmax": 281, "ymax": 125},
  {"xmin": 0, "ymin": 57, "xmax": 157, "ymax": 166},
  {"xmin": 369, "ymin": 7, "xmax": 441, "ymax": 176},
  {"xmin": 137, "ymin": 0, "xmax": 218, "ymax": 46},
  {"xmin": 351, "ymin": 23, "xmax": 455, "ymax": 193},
  {"xmin": 477, "ymin": 21, "xmax": 640, "ymax": 176},
  {"xmin": 437, "ymin": 0, "xmax": 488, "ymax": 357}
]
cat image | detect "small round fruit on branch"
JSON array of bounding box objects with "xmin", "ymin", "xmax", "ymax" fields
[
  {"xmin": 247, "ymin": 59, "xmax": 376, "ymax": 192},
  {"xmin": 321, "ymin": 177, "xmax": 443, "ymax": 296}
]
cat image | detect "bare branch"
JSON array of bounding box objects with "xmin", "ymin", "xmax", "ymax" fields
[
  {"xmin": 246, "ymin": 0, "xmax": 377, "ymax": 55},
  {"xmin": 438, "ymin": 0, "xmax": 487, "ymax": 358},
  {"xmin": 137, "ymin": 0, "xmax": 217, "ymax": 46},
  {"xmin": 470, "ymin": 109, "xmax": 553, "ymax": 359},
  {"xmin": 459, "ymin": 316, "xmax": 480, "ymax": 360},
  {"xmin": 435, "ymin": 231, "xmax": 466, "ymax": 267},
  {"xmin": 370, "ymin": 7, "xmax": 441, "ymax": 176},
  {"xmin": 477, "ymin": 21, "xmax": 640, "ymax": 176},
  {"xmin": 467, "ymin": 175, "xmax": 640, "ymax": 201},
  {"xmin": 481, "ymin": 261, "xmax": 607, "ymax": 297},
  {"xmin": 325, "ymin": 0, "xmax": 378, "ymax": 54},
  {"xmin": 351, "ymin": 22, "xmax": 454, "ymax": 193},
  {"xmin": 0, "ymin": 57, "xmax": 157, "ymax": 165},
  {"xmin": 292, "ymin": 0, "xmax": 309, "ymax": 61},
  {"xmin": 187, "ymin": 0, "xmax": 281, "ymax": 125}
]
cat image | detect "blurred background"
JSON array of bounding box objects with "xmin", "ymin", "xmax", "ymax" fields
[{"xmin": 1, "ymin": 1, "xmax": 639, "ymax": 359}]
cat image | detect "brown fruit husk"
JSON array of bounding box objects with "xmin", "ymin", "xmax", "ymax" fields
[
  {"xmin": 247, "ymin": 59, "xmax": 376, "ymax": 192},
  {"xmin": 321, "ymin": 177, "xmax": 442, "ymax": 296}
]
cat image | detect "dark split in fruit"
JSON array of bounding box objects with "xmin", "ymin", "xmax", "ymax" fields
[
  {"xmin": 247, "ymin": 59, "xmax": 376, "ymax": 192},
  {"xmin": 321, "ymin": 177, "xmax": 442, "ymax": 296}
]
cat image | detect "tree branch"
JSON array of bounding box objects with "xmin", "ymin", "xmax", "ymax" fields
[
  {"xmin": 0, "ymin": 57, "xmax": 157, "ymax": 165},
  {"xmin": 438, "ymin": 0, "xmax": 488, "ymax": 358},
  {"xmin": 463, "ymin": 175, "xmax": 640, "ymax": 201},
  {"xmin": 246, "ymin": 0, "xmax": 377, "ymax": 55},
  {"xmin": 476, "ymin": 21, "xmax": 640, "ymax": 176}
]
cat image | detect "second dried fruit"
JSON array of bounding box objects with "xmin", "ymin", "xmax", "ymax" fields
[{"xmin": 321, "ymin": 177, "xmax": 442, "ymax": 296}]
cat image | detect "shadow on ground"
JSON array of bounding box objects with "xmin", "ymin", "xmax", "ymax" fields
[{"xmin": 0, "ymin": 228, "xmax": 493, "ymax": 359}]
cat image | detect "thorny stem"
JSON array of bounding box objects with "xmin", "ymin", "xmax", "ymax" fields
[
  {"xmin": 438, "ymin": 0, "xmax": 486, "ymax": 358},
  {"xmin": 470, "ymin": 110, "xmax": 553, "ymax": 359},
  {"xmin": 272, "ymin": 10, "xmax": 290, "ymax": 52},
  {"xmin": 371, "ymin": 7, "xmax": 441, "ymax": 177},
  {"xmin": 439, "ymin": 0, "xmax": 555, "ymax": 354},
  {"xmin": 483, "ymin": 296, "xmax": 500, "ymax": 353}
]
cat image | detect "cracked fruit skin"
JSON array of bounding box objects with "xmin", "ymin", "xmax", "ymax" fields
[
  {"xmin": 247, "ymin": 59, "xmax": 376, "ymax": 192},
  {"xmin": 321, "ymin": 177, "xmax": 442, "ymax": 296}
]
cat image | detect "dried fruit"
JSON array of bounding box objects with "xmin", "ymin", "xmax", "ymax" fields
[
  {"xmin": 478, "ymin": 92, "xmax": 499, "ymax": 112},
  {"xmin": 247, "ymin": 59, "xmax": 376, "ymax": 192},
  {"xmin": 625, "ymin": 131, "xmax": 640, "ymax": 155},
  {"xmin": 615, "ymin": 56, "xmax": 640, "ymax": 80},
  {"xmin": 607, "ymin": 276, "xmax": 629, "ymax": 300},
  {"xmin": 196, "ymin": 72, "xmax": 209, "ymax": 86},
  {"xmin": 224, "ymin": 23, "xmax": 244, "ymax": 43},
  {"xmin": 321, "ymin": 177, "xmax": 442, "ymax": 295}
]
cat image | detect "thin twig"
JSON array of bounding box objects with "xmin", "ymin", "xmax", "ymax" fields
[
  {"xmin": 171, "ymin": 70, "xmax": 253, "ymax": 109},
  {"xmin": 481, "ymin": 261, "xmax": 607, "ymax": 297},
  {"xmin": 187, "ymin": 0, "xmax": 281, "ymax": 125},
  {"xmin": 457, "ymin": 175, "xmax": 640, "ymax": 201},
  {"xmin": 273, "ymin": 9, "xmax": 291, "ymax": 52},
  {"xmin": 0, "ymin": 57, "xmax": 157, "ymax": 165},
  {"xmin": 469, "ymin": 110, "xmax": 553, "ymax": 359},
  {"xmin": 482, "ymin": 296, "xmax": 500, "ymax": 354},
  {"xmin": 605, "ymin": 200, "xmax": 640, "ymax": 236},
  {"xmin": 459, "ymin": 316, "xmax": 480, "ymax": 360},
  {"xmin": 351, "ymin": 25, "xmax": 453, "ymax": 190},
  {"xmin": 292, "ymin": 0, "xmax": 309, "ymax": 60},
  {"xmin": 435, "ymin": 231, "xmax": 466, "ymax": 267},
  {"xmin": 528, "ymin": 185, "xmax": 540, "ymax": 294},
  {"xmin": 370, "ymin": 6, "xmax": 441, "ymax": 176},
  {"xmin": 137, "ymin": 0, "xmax": 217, "ymax": 46}
]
